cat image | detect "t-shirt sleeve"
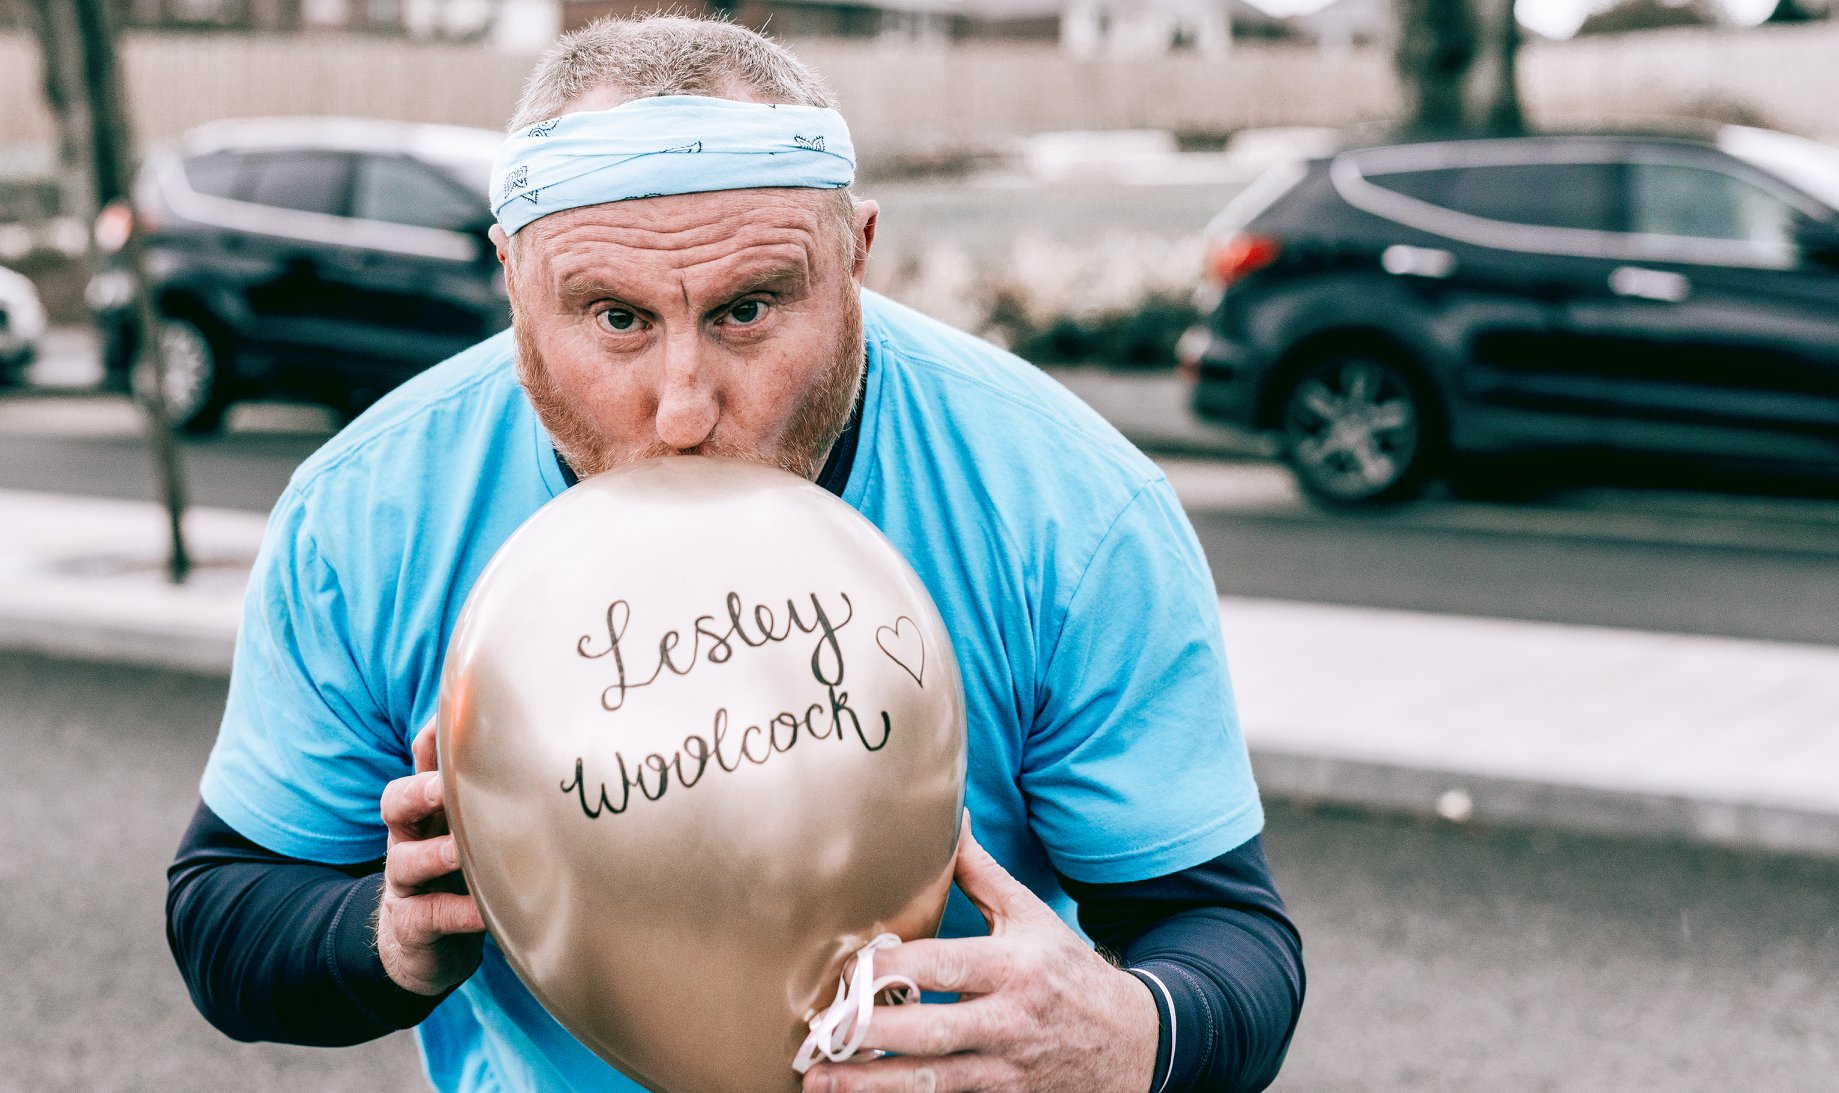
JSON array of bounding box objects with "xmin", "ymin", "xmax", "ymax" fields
[
  {"xmin": 200, "ymin": 488, "xmax": 410, "ymax": 864},
  {"xmin": 1021, "ymin": 475, "xmax": 1263, "ymax": 885}
]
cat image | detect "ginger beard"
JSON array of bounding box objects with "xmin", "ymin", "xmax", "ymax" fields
[{"xmin": 511, "ymin": 279, "xmax": 866, "ymax": 483}]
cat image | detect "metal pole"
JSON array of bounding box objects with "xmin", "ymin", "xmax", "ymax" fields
[{"xmin": 69, "ymin": 0, "xmax": 191, "ymax": 583}]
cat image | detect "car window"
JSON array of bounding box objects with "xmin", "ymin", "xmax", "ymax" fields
[
  {"xmin": 1371, "ymin": 163, "xmax": 1618, "ymax": 233},
  {"xmin": 1365, "ymin": 167, "xmax": 1458, "ymax": 206},
  {"xmin": 1630, "ymin": 162, "xmax": 1794, "ymax": 247},
  {"xmin": 241, "ymin": 150, "xmax": 351, "ymax": 217},
  {"xmin": 351, "ymin": 155, "xmax": 486, "ymax": 232},
  {"xmin": 421, "ymin": 153, "xmax": 496, "ymax": 205},
  {"xmin": 182, "ymin": 151, "xmax": 246, "ymax": 200}
]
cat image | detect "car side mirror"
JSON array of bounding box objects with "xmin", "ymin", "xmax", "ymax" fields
[{"xmin": 1793, "ymin": 218, "xmax": 1839, "ymax": 268}]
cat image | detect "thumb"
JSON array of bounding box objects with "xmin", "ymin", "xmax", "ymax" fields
[
  {"xmin": 953, "ymin": 813, "xmax": 1053, "ymax": 935},
  {"xmin": 413, "ymin": 718, "xmax": 440, "ymax": 775}
]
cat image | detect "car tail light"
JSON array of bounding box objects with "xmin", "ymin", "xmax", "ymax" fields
[
  {"xmin": 1203, "ymin": 232, "xmax": 1281, "ymax": 290},
  {"xmin": 95, "ymin": 200, "xmax": 134, "ymax": 255}
]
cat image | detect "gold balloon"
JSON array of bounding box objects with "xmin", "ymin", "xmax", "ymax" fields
[{"xmin": 437, "ymin": 456, "xmax": 967, "ymax": 1093}]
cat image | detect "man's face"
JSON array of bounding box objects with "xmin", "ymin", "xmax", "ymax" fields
[{"xmin": 499, "ymin": 187, "xmax": 877, "ymax": 481}]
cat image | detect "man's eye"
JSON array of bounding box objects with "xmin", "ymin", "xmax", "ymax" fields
[
  {"xmin": 728, "ymin": 300, "xmax": 766, "ymax": 325},
  {"xmin": 599, "ymin": 308, "xmax": 637, "ymax": 332}
]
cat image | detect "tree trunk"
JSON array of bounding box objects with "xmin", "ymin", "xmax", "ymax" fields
[
  {"xmin": 1393, "ymin": 0, "xmax": 1525, "ymax": 137},
  {"xmin": 27, "ymin": 1, "xmax": 97, "ymax": 234},
  {"xmin": 1473, "ymin": 0, "xmax": 1525, "ymax": 135},
  {"xmin": 37, "ymin": 0, "xmax": 193, "ymax": 582}
]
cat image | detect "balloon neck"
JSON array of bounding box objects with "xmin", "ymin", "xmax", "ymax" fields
[{"xmin": 791, "ymin": 933, "xmax": 917, "ymax": 1075}]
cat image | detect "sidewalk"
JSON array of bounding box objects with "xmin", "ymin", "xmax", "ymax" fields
[
  {"xmin": 2, "ymin": 484, "xmax": 1835, "ymax": 861},
  {"xmin": 1043, "ymin": 365, "xmax": 1269, "ymax": 461}
]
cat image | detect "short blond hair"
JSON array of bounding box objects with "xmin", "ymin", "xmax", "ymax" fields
[{"xmin": 509, "ymin": 14, "xmax": 840, "ymax": 132}]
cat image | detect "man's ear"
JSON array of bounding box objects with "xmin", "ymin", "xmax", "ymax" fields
[
  {"xmin": 850, "ymin": 199, "xmax": 878, "ymax": 286},
  {"xmin": 490, "ymin": 224, "xmax": 511, "ymax": 267}
]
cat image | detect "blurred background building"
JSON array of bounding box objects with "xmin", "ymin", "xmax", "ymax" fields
[{"xmin": 15, "ymin": 0, "xmax": 1822, "ymax": 45}]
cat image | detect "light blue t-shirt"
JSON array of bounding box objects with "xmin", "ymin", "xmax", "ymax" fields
[{"xmin": 202, "ymin": 290, "xmax": 1263, "ymax": 1093}]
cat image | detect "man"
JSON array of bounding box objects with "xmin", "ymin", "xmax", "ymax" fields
[{"xmin": 167, "ymin": 15, "xmax": 1303, "ymax": 1093}]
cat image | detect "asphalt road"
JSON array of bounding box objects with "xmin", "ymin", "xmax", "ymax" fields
[
  {"xmin": 0, "ymin": 397, "xmax": 330, "ymax": 513},
  {"xmin": 1269, "ymin": 800, "xmax": 1839, "ymax": 1093},
  {"xmin": 1190, "ymin": 504, "xmax": 1839, "ymax": 647},
  {"xmin": 2, "ymin": 651, "xmax": 1833, "ymax": 1093},
  {"xmin": 0, "ymin": 652, "xmax": 420, "ymax": 1093}
]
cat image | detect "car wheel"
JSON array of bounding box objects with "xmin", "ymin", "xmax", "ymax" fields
[
  {"xmin": 134, "ymin": 318, "xmax": 229, "ymax": 435},
  {"xmin": 1279, "ymin": 353, "xmax": 1435, "ymax": 505}
]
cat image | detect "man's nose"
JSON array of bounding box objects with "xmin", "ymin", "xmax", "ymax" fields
[{"xmin": 653, "ymin": 332, "xmax": 719, "ymax": 452}]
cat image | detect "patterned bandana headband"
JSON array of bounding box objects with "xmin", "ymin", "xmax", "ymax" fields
[{"xmin": 488, "ymin": 95, "xmax": 857, "ymax": 236}]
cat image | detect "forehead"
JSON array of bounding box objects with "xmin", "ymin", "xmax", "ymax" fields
[{"xmin": 523, "ymin": 188, "xmax": 836, "ymax": 277}]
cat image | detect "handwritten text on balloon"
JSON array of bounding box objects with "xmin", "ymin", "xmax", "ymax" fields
[{"xmin": 561, "ymin": 591, "xmax": 925, "ymax": 819}]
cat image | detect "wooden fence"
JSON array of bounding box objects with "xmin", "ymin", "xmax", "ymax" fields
[{"xmin": 1, "ymin": 21, "xmax": 1836, "ymax": 165}]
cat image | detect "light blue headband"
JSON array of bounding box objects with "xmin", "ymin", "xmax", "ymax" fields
[{"xmin": 488, "ymin": 95, "xmax": 856, "ymax": 236}]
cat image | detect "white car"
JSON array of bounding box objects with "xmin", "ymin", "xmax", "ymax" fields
[{"xmin": 0, "ymin": 264, "xmax": 47, "ymax": 382}]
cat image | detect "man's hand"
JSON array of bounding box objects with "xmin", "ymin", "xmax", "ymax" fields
[
  {"xmin": 376, "ymin": 721, "xmax": 485, "ymax": 996},
  {"xmin": 802, "ymin": 818, "xmax": 1160, "ymax": 1093}
]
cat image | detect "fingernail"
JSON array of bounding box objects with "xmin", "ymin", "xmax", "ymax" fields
[
  {"xmin": 425, "ymin": 775, "xmax": 442, "ymax": 806},
  {"xmin": 443, "ymin": 839, "xmax": 458, "ymax": 867}
]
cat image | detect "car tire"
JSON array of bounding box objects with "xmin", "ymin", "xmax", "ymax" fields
[
  {"xmin": 1278, "ymin": 352, "xmax": 1437, "ymax": 505},
  {"xmin": 134, "ymin": 317, "xmax": 229, "ymax": 435}
]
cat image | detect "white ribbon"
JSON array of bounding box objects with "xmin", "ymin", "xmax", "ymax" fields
[{"xmin": 792, "ymin": 933, "xmax": 919, "ymax": 1075}]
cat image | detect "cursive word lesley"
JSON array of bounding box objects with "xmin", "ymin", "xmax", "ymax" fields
[{"xmin": 576, "ymin": 591, "xmax": 854, "ymax": 712}]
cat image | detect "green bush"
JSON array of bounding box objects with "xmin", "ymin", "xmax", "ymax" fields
[
  {"xmin": 869, "ymin": 234, "xmax": 1205, "ymax": 371},
  {"xmin": 1003, "ymin": 292, "xmax": 1197, "ymax": 370}
]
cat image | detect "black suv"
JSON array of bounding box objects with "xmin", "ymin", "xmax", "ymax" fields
[
  {"xmin": 1186, "ymin": 126, "xmax": 1839, "ymax": 503},
  {"xmin": 92, "ymin": 117, "xmax": 509, "ymax": 432}
]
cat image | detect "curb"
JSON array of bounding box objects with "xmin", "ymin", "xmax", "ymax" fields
[
  {"xmin": 0, "ymin": 608, "xmax": 235, "ymax": 677},
  {"xmin": 1251, "ymin": 745, "xmax": 1839, "ymax": 863}
]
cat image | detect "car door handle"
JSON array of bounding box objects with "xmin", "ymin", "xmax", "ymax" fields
[
  {"xmin": 1381, "ymin": 244, "xmax": 1456, "ymax": 279},
  {"xmin": 1609, "ymin": 266, "xmax": 1689, "ymax": 303}
]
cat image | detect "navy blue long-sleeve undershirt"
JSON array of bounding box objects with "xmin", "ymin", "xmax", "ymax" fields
[
  {"xmin": 166, "ymin": 801, "xmax": 1301, "ymax": 1090},
  {"xmin": 164, "ymin": 804, "xmax": 446, "ymax": 1044},
  {"xmin": 1063, "ymin": 836, "xmax": 1305, "ymax": 1092}
]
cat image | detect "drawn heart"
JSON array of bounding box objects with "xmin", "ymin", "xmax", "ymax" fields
[{"xmin": 876, "ymin": 616, "xmax": 925, "ymax": 687}]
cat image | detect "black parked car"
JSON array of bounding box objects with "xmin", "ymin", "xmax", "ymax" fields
[
  {"xmin": 1185, "ymin": 125, "xmax": 1839, "ymax": 503},
  {"xmin": 92, "ymin": 117, "xmax": 508, "ymax": 432}
]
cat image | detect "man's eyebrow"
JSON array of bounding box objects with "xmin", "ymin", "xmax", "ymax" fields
[
  {"xmin": 553, "ymin": 259, "xmax": 810, "ymax": 306},
  {"xmin": 555, "ymin": 271, "xmax": 634, "ymax": 302},
  {"xmin": 723, "ymin": 258, "xmax": 810, "ymax": 298}
]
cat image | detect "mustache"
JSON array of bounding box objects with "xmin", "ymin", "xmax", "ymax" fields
[{"xmin": 624, "ymin": 437, "xmax": 809, "ymax": 477}]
